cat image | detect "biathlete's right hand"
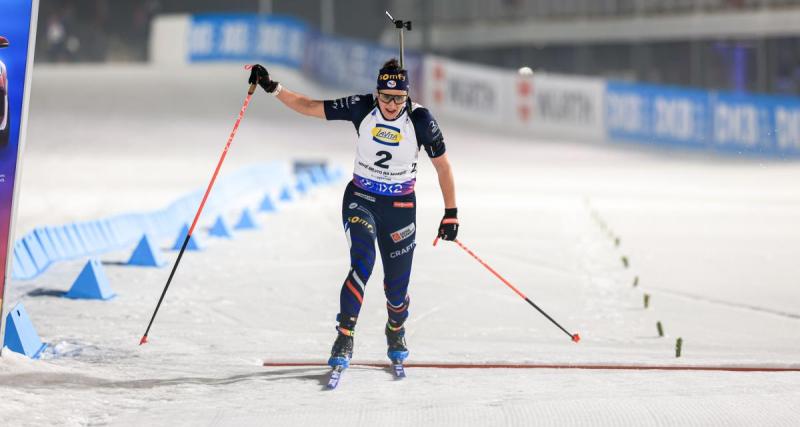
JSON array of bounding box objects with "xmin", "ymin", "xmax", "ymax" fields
[{"xmin": 248, "ymin": 64, "xmax": 280, "ymax": 93}]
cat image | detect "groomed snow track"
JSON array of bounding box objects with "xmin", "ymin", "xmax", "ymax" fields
[{"xmin": 1, "ymin": 65, "xmax": 798, "ymax": 426}]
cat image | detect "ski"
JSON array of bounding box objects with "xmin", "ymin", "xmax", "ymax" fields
[
  {"xmin": 327, "ymin": 366, "xmax": 346, "ymax": 389},
  {"xmin": 391, "ymin": 361, "xmax": 406, "ymax": 379}
]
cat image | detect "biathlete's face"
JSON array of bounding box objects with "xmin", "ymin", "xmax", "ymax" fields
[{"xmin": 377, "ymin": 89, "xmax": 408, "ymax": 120}]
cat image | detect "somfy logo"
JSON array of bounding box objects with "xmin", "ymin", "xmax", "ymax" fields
[
  {"xmin": 379, "ymin": 73, "xmax": 406, "ymax": 81},
  {"xmin": 348, "ymin": 216, "xmax": 374, "ymax": 233}
]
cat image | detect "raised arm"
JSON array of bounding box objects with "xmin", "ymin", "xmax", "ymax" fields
[
  {"xmin": 249, "ymin": 64, "xmax": 325, "ymax": 119},
  {"xmin": 275, "ymin": 87, "xmax": 325, "ymax": 119}
]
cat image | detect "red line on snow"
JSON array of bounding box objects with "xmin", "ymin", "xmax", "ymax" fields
[{"xmin": 262, "ymin": 361, "xmax": 800, "ymax": 372}]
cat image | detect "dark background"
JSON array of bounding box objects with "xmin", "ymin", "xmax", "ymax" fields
[{"xmin": 34, "ymin": 0, "xmax": 800, "ymax": 96}]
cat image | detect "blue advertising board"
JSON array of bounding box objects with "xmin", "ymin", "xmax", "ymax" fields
[
  {"xmin": 303, "ymin": 32, "xmax": 423, "ymax": 96},
  {"xmin": 607, "ymin": 81, "xmax": 800, "ymax": 156},
  {"xmin": 606, "ymin": 81, "xmax": 710, "ymax": 149},
  {"xmin": 187, "ymin": 13, "xmax": 423, "ymax": 98},
  {"xmin": 188, "ymin": 14, "xmax": 308, "ymax": 68},
  {"xmin": 0, "ymin": 0, "xmax": 39, "ymax": 347},
  {"xmin": 770, "ymin": 96, "xmax": 800, "ymax": 153},
  {"xmin": 710, "ymin": 92, "xmax": 800, "ymax": 154}
]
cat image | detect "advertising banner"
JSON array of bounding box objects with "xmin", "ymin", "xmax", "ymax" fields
[
  {"xmin": 0, "ymin": 0, "xmax": 39, "ymax": 346},
  {"xmin": 424, "ymin": 56, "xmax": 605, "ymax": 141},
  {"xmin": 188, "ymin": 14, "xmax": 308, "ymax": 68},
  {"xmin": 304, "ymin": 34, "xmax": 423, "ymax": 98},
  {"xmin": 607, "ymin": 81, "xmax": 800, "ymax": 156},
  {"xmin": 423, "ymin": 56, "xmax": 510, "ymax": 127},
  {"xmin": 771, "ymin": 97, "xmax": 800, "ymax": 152},
  {"xmin": 606, "ymin": 81, "xmax": 710, "ymax": 149},
  {"xmin": 711, "ymin": 93, "xmax": 772, "ymax": 151},
  {"xmin": 156, "ymin": 14, "xmax": 800, "ymax": 157},
  {"xmin": 710, "ymin": 92, "xmax": 800, "ymax": 155},
  {"xmin": 522, "ymin": 73, "xmax": 605, "ymax": 141}
]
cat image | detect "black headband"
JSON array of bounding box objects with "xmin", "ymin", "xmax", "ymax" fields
[{"xmin": 377, "ymin": 68, "xmax": 409, "ymax": 91}]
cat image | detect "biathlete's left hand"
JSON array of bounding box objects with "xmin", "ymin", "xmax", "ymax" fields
[
  {"xmin": 248, "ymin": 64, "xmax": 280, "ymax": 93},
  {"xmin": 437, "ymin": 208, "xmax": 459, "ymax": 241}
]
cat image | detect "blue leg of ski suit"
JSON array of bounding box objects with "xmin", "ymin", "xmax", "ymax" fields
[{"xmin": 338, "ymin": 182, "xmax": 416, "ymax": 329}]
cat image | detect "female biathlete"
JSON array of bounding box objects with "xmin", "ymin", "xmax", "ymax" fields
[{"xmin": 248, "ymin": 60, "xmax": 459, "ymax": 369}]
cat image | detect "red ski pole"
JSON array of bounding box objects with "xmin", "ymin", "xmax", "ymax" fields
[
  {"xmin": 139, "ymin": 81, "xmax": 258, "ymax": 345},
  {"xmin": 434, "ymin": 237, "xmax": 580, "ymax": 343}
]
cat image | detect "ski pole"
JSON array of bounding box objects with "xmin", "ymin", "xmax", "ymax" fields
[
  {"xmin": 139, "ymin": 81, "xmax": 258, "ymax": 345},
  {"xmin": 434, "ymin": 237, "xmax": 580, "ymax": 343}
]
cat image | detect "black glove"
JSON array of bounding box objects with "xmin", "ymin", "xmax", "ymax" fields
[
  {"xmin": 437, "ymin": 208, "xmax": 459, "ymax": 241},
  {"xmin": 248, "ymin": 64, "xmax": 280, "ymax": 93}
]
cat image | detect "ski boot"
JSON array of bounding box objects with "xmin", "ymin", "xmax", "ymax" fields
[
  {"xmin": 385, "ymin": 322, "xmax": 409, "ymax": 363},
  {"xmin": 328, "ymin": 319, "xmax": 356, "ymax": 369}
]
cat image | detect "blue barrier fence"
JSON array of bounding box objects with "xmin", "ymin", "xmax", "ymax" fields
[
  {"xmin": 606, "ymin": 81, "xmax": 800, "ymax": 156},
  {"xmin": 10, "ymin": 161, "xmax": 333, "ymax": 281}
]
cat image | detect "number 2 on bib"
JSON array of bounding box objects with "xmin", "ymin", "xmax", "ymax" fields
[{"xmin": 374, "ymin": 151, "xmax": 392, "ymax": 169}]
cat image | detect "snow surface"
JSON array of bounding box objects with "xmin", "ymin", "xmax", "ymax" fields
[{"xmin": 1, "ymin": 64, "xmax": 799, "ymax": 426}]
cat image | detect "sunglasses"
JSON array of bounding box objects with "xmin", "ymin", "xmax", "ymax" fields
[{"xmin": 378, "ymin": 92, "xmax": 408, "ymax": 105}]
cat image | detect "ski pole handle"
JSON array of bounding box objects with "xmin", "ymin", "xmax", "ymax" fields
[{"xmin": 248, "ymin": 83, "xmax": 257, "ymax": 95}]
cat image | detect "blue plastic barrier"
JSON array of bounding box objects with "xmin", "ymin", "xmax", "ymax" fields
[
  {"xmin": 64, "ymin": 259, "xmax": 116, "ymax": 300},
  {"xmin": 209, "ymin": 216, "xmax": 234, "ymax": 238},
  {"xmin": 22, "ymin": 234, "xmax": 49, "ymax": 272},
  {"xmin": 14, "ymin": 242, "xmax": 37, "ymax": 279},
  {"xmin": 67, "ymin": 224, "xmax": 88, "ymax": 255},
  {"xmin": 127, "ymin": 235, "xmax": 166, "ymax": 267},
  {"xmin": 234, "ymin": 208, "xmax": 259, "ymax": 230},
  {"xmin": 171, "ymin": 223, "xmax": 204, "ymax": 251},
  {"xmin": 3, "ymin": 302, "xmax": 47, "ymax": 359},
  {"xmin": 11, "ymin": 162, "xmax": 296, "ymax": 280},
  {"xmin": 279, "ymin": 186, "xmax": 294, "ymax": 202},
  {"xmin": 55, "ymin": 228, "xmax": 70, "ymax": 259},
  {"xmin": 44, "ymin": 227, "xmax": 66, "ymax": 260},
  {"xmin": 258, "ymin": 193, "xmax": 277, "ymax": 213}
]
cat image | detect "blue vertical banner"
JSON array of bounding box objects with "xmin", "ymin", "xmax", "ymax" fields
[{"xmin": 0, "ymin": 0, "xmax": 39, "ymax": 347}]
